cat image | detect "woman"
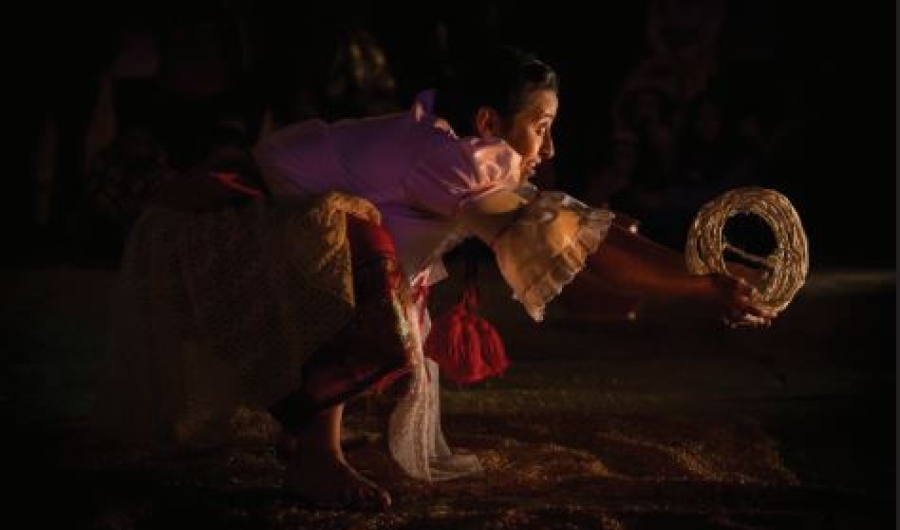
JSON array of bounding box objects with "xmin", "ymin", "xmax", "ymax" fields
[{"xmin": 99, "ymin": 45, "xmax": 773, "ymax": 511}]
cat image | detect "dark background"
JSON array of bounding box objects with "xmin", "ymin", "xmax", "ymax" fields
[
  {"xmin": 0, "ymin": 3, "xmax": 894, "ymax": 527},
  {"xmin": 4, "ymin": 0, "xmax": 896, "ymax": 269}
]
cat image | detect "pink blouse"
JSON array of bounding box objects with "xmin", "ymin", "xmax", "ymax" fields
[{"xmin": 253, "ymin": 107, "xmax": 524, "ymax": 288}]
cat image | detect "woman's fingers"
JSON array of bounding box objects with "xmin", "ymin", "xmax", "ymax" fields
[
  {"xmin": 720, "ymin": 275, "xmax": 778, "ymax": 329},
  {"xmin": 727, "ymin": 261, "xmax": 770, "ymax": 290},
  {"xmin": 722, "ymin": 313, "xmax": 772, "ymax": 329}
]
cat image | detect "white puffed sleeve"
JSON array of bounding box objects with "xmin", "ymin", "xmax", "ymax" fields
[{"xmin": 402, "ymin": 137, "xmax": 524, "ymax": 218}]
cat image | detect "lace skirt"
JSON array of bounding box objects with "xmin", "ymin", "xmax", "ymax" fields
[{"xmin": 94, "ymin": 193, "xmax": 415, "ymax": 449}]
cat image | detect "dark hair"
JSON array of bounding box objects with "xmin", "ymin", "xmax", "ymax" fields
[{"xmin": 434, "ymin": 45, "xmax": 559, "ymax": 136}]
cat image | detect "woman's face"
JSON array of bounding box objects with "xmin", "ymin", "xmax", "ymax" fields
[{"xmin": 498, "ymin": 89, "xmax": 558, "ymax": 179}]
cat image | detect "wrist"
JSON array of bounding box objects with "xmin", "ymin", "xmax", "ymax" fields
[{"xmin": 685, "ymin": 274, "xmax": 718, "ymax": 303}]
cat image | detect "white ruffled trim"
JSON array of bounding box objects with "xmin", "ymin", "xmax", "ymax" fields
[
  {"xmin": 387, "ymin": 292, "xmax": 484, "ymax": 482},
  {"xmin": 517, "ymin": 202, "xmax": 614, "ymax": 322}
]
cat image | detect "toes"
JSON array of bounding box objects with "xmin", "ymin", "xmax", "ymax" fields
[
  {"xmin": 377, "ymin": 489, "xmax": 392, "ymax": 510},
  {"xmin": 283, "ymin": 459, "xmax": 391, "ymax": 511},
  {"xmin": 354, "ymin": 484, "xmax": 391, "ymax": 511}
]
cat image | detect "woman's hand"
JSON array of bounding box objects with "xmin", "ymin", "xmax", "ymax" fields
[
  {"xmin": 726, "ymin": 260, "xmax": 770, "ymax": 292},
  {"xmin": 707, "ymin": 274, "xmax": 778, "ymax": 329}
]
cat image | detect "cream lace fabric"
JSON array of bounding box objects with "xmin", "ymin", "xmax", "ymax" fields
[
  {"xmin": 492, "ymin": 190, "xmax": 614, "ymax": 321},
  {"xmin": 95, "ymin": 193, "xmax": 381, "ymax": 448}
]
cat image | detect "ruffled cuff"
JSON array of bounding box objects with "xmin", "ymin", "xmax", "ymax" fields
[{"xmin": 493, "ymin": 192, "xmax": 614, "ymax": 321}]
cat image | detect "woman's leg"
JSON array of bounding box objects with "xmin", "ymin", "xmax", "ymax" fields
[
  {"xmin": 270, "ymin": 215, "xmax": 414, "ymax": 509},
  {"xmin": 270, "ymin": 214, "xmax": 413, "ymax": 509}
]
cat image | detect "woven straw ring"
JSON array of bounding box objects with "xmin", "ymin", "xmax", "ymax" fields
[{"xmin": 685, "ymin": 187, "xmax": 809, "ymax": 315}]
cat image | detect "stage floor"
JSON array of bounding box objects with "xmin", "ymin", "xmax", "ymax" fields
[{"xmin": 2, "ymin": 266, "xmax": 894, "ymax": 529}]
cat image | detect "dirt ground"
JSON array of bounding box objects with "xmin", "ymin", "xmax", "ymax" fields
[{"xmin": 2, "ymin": 265, "xmax": 894, "ymax": 529}]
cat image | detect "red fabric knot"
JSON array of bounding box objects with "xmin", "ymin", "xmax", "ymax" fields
[{"xmin": 423, "ymin": 256, "xmax": 509, "ymax": 385}]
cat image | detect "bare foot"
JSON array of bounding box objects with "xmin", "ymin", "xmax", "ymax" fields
[
  {"xmin": 272, "ymin": 402, "xmax": 390, "ymax": 510},
  {"xmin": 284, "ymin": 446, "xmax": 391, "ymax": 511}
]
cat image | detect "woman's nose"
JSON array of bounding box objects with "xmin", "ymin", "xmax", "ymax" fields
[{"xmin": 540, "ymin": 133, "xmax": 555, "ymax": 160}]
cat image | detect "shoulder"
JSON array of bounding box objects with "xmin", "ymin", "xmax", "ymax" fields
[{"xmin": 403, "ymin": 135, "xmax": 523, "ymax": 214}]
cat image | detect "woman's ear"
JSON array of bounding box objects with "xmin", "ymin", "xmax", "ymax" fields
[{"xmin": 474, "ymin": 106, "xmax": 501, "ymax": 138}]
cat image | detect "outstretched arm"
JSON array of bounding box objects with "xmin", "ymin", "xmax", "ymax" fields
[
  {"xmin": 585, "ymin": 221, "xmax": 775, "ymax": 326},
  {"xmin": 458, "ymin": 190, "xmax": 774, "ymax": 327},
  {"xmin": 586, "ymin": 221, "xmax": 704, "ymax": 298},
  {"xmin": 459, "ymin": 191, "xmax": 710, "ymax": 301}
]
